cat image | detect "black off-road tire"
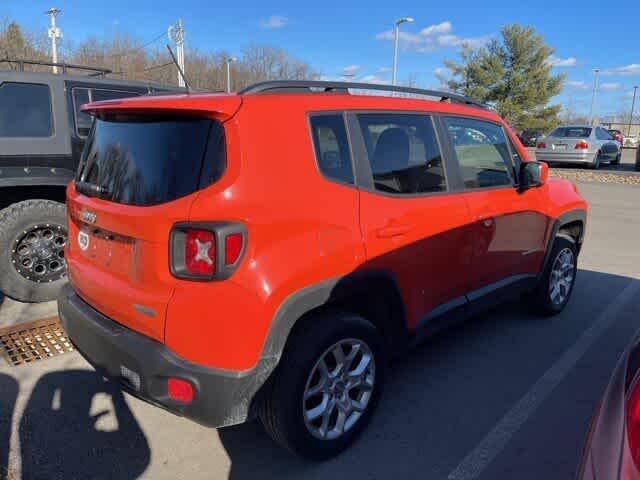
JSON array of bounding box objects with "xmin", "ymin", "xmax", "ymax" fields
[
  {"xmin": 258, "ymin": 312, "xmax": 385, "ymax": 460},
  {"xmin": 525, "ymin": 236, "xmax": 578, "ymax": 316},
  {"xmin": 0, "ymin": 200, "xmax": 67, "ymax": 303}
]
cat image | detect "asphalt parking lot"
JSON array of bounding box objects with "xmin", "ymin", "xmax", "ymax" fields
[{"xmin": 1, "ymin": 152, "xmax": 639, "ymax": 480}]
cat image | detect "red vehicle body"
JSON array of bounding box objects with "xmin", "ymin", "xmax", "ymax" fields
[
  {"xmin": 578, "ymin": 332, "xmax": 640, "ymax": 480},
  {"xmin": 59, "ymin": 81, "xmax": 588, "ymax": 458}
]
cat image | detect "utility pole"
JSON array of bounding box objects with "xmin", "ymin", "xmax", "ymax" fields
[
  {"xmin": 588, "ymin": 68, "xmax": 600, "ymax": 126},
  {"xmin": 391, "ymin": 17, "xmax": 414, "ymax": 86},
  {"xmin": 168, "ymin": 19, "xmax": 185, "ymax": 87},
  {"xmin": 627, "ymin": 86, "xmax": 638, "ymax": 137},
  {"xmin": 45, "ymin": 8, "xmax": 63, "ymax": 74},
  {"xmin": 225, "ymin": 57, "xmax": 236, "ymax": 93}
]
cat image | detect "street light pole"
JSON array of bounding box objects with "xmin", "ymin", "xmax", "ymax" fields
[
  {"xmin": 45, "ymin": 8, "xmax": 63, "ymax": 74},
  {"xmin": 225, "ymin": 57, "xmax": 237, "ymax": 93},
  {"xmin": 627, "ymin": 86, "xmax": 638, "ymax": 137},
  {"xmin": 391, "ymin": 17, "xmax": 414, "ymax": 86},
  {"xmin": 168, "ymin": 19, "xmax": 186, "ymax": 87},
  {"xmin": 588, "ymin": 68, "xmax": 600, "ymax": 126}
]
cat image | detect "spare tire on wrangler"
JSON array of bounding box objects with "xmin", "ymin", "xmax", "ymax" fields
[{"xmin": 0, "ymin": 200, "xmax": 68, "ymax": 303}]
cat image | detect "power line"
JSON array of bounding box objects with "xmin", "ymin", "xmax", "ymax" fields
[
  {"xmin": 109, "ymin": 31, "xmax": 165, "ymax": 58},
  {"xmin": 141, "ymin": 61, "xmax": 173, "ymax": 72}
]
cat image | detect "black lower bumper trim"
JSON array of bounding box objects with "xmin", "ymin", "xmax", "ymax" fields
[{"xmin": 58, "ymin": 283, "xmax": 272, "ymax": 428}]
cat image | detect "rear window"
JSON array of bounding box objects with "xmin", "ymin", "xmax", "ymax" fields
[
  {"xmin": 549, "ymin": 127, "xmax": 592, "ymax": 138},
  {"xmin": 77, "ymin": 115, "xmax": 225, "ymax": 206}
]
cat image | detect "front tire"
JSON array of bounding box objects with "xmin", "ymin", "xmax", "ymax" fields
[
  {"xmin": 0, "ymin": 200, "xmax": 68, "ymax": 303},
  {"xmin": 259, "ymin": 312, "xmax": 385, "ymax": 460},
  {"xmin": 525, "ymin": 236, "xmax": 578, "ymax": 316}
]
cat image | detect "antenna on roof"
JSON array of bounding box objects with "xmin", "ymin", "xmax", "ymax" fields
[{"xmin": 166, "ymin": 45, "xmax": 190, "ymax": 93}]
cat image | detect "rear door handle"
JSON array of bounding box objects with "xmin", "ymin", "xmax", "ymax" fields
[{"xmin": 376, "ymin": 225, "xmax": 411, "ymax": 238}]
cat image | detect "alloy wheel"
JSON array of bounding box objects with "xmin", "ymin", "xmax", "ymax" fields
[
  {"xmin": 549, "ymin": 247, "xmax": 575, "ymax": 305},
  {"xmin": 11, "ymin": 224, "xmax": 67, "ymax": 283},
  {"xmin": 302, "ymin": 338, "xmax": 376, "ymax": 441}
]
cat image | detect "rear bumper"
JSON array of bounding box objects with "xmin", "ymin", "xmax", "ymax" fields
[
  {"xmin": 535, "ymin": 151, "xmax": 594, "ymax": 164},
  {"xmin": 58, "ymin": 283, "xmax": 271, "ymax": 428}
]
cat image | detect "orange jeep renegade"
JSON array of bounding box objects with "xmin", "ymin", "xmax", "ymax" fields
[{"xmin": 59, "ymin": 81, "xmax": 588, "ymax": 459}]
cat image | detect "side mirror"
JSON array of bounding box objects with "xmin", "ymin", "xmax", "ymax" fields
[{"xmin": 520, "ymin": 161, "xmax": 548, "ymax": 189}]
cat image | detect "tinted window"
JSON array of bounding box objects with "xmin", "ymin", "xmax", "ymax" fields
[
  {"xmin": 309, "ymin": 115, "xmax": 353, "ymax": 184},
  {"xmin": 445, "ymin": 117, "xmax": 513, "ymax": 189},
  {"xmin": 597, "ymin": 128, "xmax": 612, "ymax": 140},
  {"xmin": 357, "ymin": 113, "xmax": 446, "ymax": 194},
  {"xmin": 73, "ymin": 88, "xmax": 140, "ymax": 137},
  {"xmin": 0, "ymin": 82, "xmax": 52, "ymax": 137},
  {"xmin": 78, "ymin": 115, "xmax": 225, "ymax": 206},
  {"xmin": 549, "ymin": 127, "xmax": 592, "ymax": 138}
]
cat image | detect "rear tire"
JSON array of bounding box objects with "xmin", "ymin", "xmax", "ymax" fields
[
  {"xmin": 258, "ymin": 311, "xmax": 385, "ymax": 460},
  {"xmin": 612, "ymin": 151, "xmax": 621, "ymax": 165},
  {"xmin": 525, "ymin": 236, "xmax": 578, "ymax": 316},
  {"xmin": 0, "ymin": 200, "xmax": 68, "ymax": 303},
  {"xmin": 589, "ymin": 152, "xmax": 601, "ymax": 170}
]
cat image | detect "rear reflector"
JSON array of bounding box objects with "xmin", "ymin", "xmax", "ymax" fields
[
  {"xmin": 225, "ymin": 233, "xmax": 243, "ymax": 265},
  {"xmin": 167, "ymin": 378, "xmax": 195, "ymax": 403},
  {"xmin": 575, "ymin": 141, "xmax": 589, "ymax": 150},
  {"xmin": 185, "ymin": 229, "xmax": 216, "ymax": 275}
]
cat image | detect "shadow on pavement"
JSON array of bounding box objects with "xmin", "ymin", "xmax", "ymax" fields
[
  {"xmin": 19, "ymin": 370, "xmax": 150, "ymax": 480},
  {"xmin": 0, "ymin": 374, "xmax": 18, "ymax": 480},
  {"xmin": 218, "ymin": 269, "xmax": 635, "ymax": 480}
]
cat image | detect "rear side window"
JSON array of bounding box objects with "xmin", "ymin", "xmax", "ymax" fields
[
  {"xmin": 309, "ymin": 115, "xmax": 354, "ymax": 184},
  {"xmin": 444, "ymin": 117, "xmax": 513, "ymax": 189},
  {"xmin": 0, "ymin": 82, "xmax": 53, "ymax": 137},
  {"xmin": 78, "ymin": 115, "xmax": 225, "ymax": 206},
  {"xmin": 73, "ymin": 87, "xmax": 140, "ymax": 137},
  {"xmin": 357, "ymin": 113, "xmax": 446, "ymax": 194}
]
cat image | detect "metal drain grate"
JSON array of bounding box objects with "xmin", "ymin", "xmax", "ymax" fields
[{"xmin": 0, "ymin": 317, "xmax": 74, "ymax": 366}]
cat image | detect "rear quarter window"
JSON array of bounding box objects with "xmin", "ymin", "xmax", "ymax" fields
[
  {"xmin": 0, "ymin": 82, "xmax": 53, "ymax": 138},
  {"xmin": 309, "ymin": 114, "xmax": 354, "ymax": 185}
]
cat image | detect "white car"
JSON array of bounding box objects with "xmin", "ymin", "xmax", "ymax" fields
[
  {"xmin": 624, "ymin": 135, "xmax": 638, "ymax": 148},
  {"xmin": 535, "ymin": 125, "xmax": 622, "ymax": 169}
]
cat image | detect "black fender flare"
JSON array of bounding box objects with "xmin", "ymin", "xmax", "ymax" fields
[{"xmin": 537, "ymin": 208, "xmax": 587, "ymax": 281}]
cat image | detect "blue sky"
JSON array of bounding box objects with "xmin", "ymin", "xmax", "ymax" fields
[{"xmin": 4, "ymin": 0, "xmax": 640, "ymax": 117}]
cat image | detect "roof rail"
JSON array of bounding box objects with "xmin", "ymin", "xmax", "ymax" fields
[
  {"xmin": 239, "ymin": 80, "xmax": 489, "ymax": 109},
  {"xmin": 0, "ymin": 58, "xmax": 112, "ymax": 77}
]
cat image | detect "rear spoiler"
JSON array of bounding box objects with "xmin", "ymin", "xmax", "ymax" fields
[{"xmin": 81, "ymin": 94, "xmax": 243, "ymax": 122}]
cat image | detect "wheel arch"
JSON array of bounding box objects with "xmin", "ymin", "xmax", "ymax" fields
[
  {"xmin": 538, "ymin": 208, "xmax": 586, "ymax": 281},
  {"xmin": 261, "ymin": 270, "xmax": 409, "ymax": 364}
]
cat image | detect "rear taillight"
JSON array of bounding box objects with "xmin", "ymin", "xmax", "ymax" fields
[
  {"xmin": 185, "ymin": 229, "xmax": 216, "ymax": 275},
  {"xmin": 575, "ymin": 141, "xmax": 589, "ymax": 150},
  {"xmin": 537, "ymin": 142, "xmax": 546, "ymax": 149},
  {"xmin": 170, "ymin": 222, "xmax": 246, "ymax": 280},
  {"xmin": 627, "ymin": 378, "xmax": 640, "ymax": 469}
]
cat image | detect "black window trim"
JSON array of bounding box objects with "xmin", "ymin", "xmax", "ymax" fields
[
  {"xmin": 344, "ymin": 109, "xmax": 456, "ymax": 199},
  {"xmin": 72, "ymin": 86, "xmax": 140, "ymax": 138},
  {"xmin": 0, "ymin": 81, "xmax": 55, "ymax": 139},
  {"xmin": 306, "ymin": 111, "xmax": 357, "ymax": 188},
  {"xmin": 441, "ymin": 114, "xmax": 518, "ymax": 192}
]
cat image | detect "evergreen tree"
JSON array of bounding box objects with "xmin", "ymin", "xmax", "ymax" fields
[{"xmin": 445, "ymin": 25, "xmax": 564, "ymax": 131}]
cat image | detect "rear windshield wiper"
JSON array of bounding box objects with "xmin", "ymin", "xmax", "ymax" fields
[{"xmin": 76, "ymin": 181, "xmax": 111, "ymax": 198}]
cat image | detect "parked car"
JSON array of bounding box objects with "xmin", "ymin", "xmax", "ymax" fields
[
  {"xmin": 0, "ymin": 60, "xmax": 181, "ymax": 302},
  {"xmin": 608, "ymin": 128, "xmax": 624, "ymax": 146},
  {"xmin": 536, "ymin": 125, "xmax": 621, "ymax": 169},
  {"xmin": 577, "ymin": 331, "xmax": 640, "ymax": 479},
  {"xmin": 58, "ymin": 80, "xmax": 588, "ymax": 459},
  {"xmin": 627, "ymin": 135, "xmax": 639, "ymax": 148},
  {"xmin": 518, "ymin": 129, "xmax": 545, "ymax": 147}
]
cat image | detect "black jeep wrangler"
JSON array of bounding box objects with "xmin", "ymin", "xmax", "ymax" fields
[{"xmin": 0, "ymin": 61, "xmax": 180, "ymax": 302}]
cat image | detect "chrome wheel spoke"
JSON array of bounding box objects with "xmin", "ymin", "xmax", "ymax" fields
[{"xmin": 549, "ymin": 247, "xmax": 575, "ymax": 305}]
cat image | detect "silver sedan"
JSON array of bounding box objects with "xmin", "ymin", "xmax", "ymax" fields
[{"xmin": 535, "ymin": 125, "xmax": 621, "ymax": 169}]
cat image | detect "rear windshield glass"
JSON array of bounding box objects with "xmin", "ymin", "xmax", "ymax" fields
[
  {"xmin": 549, "ymin": 127, "xmax": 592, "ymax": 138},
  {"xmin": 77, "ymin": 115, "xmax": 225, "ymax": 206}
]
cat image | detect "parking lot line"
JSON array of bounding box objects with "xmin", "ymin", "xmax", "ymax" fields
[{"xmin": 448, "ymin": 278, "xmax": 640, "ymax": 480}]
